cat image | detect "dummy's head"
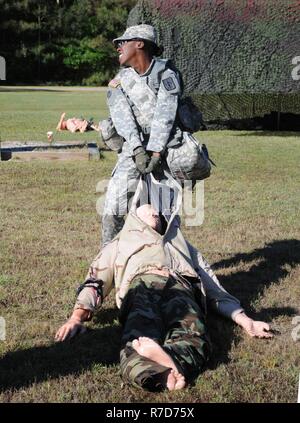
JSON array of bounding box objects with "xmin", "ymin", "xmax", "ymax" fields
[{"xmin": 136, "ymin": 204, "xmax": 162, "ymax": 233}]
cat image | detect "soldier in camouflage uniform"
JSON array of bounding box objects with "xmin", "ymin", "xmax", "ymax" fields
[
  {"xmin": 55, "ymin": 182, "xmax": 273, "ymax": 390},
  {"xmin": 102, "ymin": 24, "xmax": 185, "ymax": 245}
]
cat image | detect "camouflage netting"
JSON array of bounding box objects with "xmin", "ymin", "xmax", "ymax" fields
[{"xmin": 128, "ymin": 0, "xmax": 300, "ymax": 123}]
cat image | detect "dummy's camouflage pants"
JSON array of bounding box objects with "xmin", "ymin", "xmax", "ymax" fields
[{"xmin": 119, "ymin": 274, "xmax": 210, "ymax": 391}]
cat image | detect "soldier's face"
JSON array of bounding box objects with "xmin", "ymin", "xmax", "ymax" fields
[
  {"xmin": 136, "ymin": 205, "xmax": 162, "ymax": 233},
  {"xmin": 116, "ymin": 40, "xmax": 140, "ymax": 66}
]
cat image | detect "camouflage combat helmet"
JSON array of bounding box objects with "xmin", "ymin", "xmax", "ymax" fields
[
  {"xmin": 113, "ymin": 24, "xmax": 162, "ymax": 56},
  {"xmin": 113, "ymin": 24, "xmax": 158, "ymax": 46}
]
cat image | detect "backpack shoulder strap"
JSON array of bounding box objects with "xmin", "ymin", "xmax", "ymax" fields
[
  {"xmin": 149, "ymin": 58, "xmax": 184, "ymax": 95},
  {"xmin": 147, "ymin": 58, "xmax": 171, "ymax": 94}
]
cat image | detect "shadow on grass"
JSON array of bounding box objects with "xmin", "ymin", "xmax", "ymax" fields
[
  {"xmin": 92, "ymin": 307, "xmax": 120, "ymax": 325},
  {"xmin": 0, "ymin": 240, "xmax": 299, "ymax": 391},
  {"xmin": 206, "ymin": 238, "xmax": 300, "ymax": 370},
  {"xmin": 213, "ymin": 239, "xmax": 300, "ymax": 307},
  {"xmin": 0, "ymin": 310, "xmax": 121, "ymax": 393}
]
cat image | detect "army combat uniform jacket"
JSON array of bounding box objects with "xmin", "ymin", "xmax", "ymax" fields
[{"xmin": 107, "ymin": 58, "xmax": 183, "ymax": 154}]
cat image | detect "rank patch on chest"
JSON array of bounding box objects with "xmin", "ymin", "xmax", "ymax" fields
[{"xmin": 162, "ymin": 76, "xmax": 176, "ymax": 91}]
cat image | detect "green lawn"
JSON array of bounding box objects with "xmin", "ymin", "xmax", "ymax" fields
[
  {"xmin": 0, "ymin": 87, "xmax": 108, "ymax": 143},
  {"xmin": 0, "ymin": 89, "xmax": 300, "ymax": 402}
]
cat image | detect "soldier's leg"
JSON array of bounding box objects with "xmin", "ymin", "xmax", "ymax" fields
[
  {"xmin": 101, "ymin": 151, "xmax": 140, "ymax": 245},
  {"xmin": 160, "ymin": 276, "xmax": 211, "ymax": 384},
  {"xmin": 119, "ymin": 275, "xmax": 171, "ymax": 391},
  {"xmin": 119, "ymin": 275, "xmax": 165, "ymax": 346}
]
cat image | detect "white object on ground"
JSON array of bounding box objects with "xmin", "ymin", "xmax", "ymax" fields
[{"xmin": 47, "ymin": 131, "xmax": 53, "ymax": 142}]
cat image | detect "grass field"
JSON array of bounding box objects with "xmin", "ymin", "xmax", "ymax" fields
[
  {"xmin": 0, "ymin": 87, "xmax": 107, "ymax": 143},
  {"xmin": 0, "ymin": 89, "xmax": 300, "ymax": 403}
]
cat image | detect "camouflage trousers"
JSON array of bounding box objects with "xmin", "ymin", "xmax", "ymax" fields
[
  {"xmin": 102, "ymin": 143, "xmax": 141, "ymax": 246},
  {"xmin": 119, "ymin": 274, "xmax": 210, "ymax": 391}
]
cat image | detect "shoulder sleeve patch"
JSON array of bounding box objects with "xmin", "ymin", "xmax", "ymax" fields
[
  {"xmin": 108, "ymin": 78, "xmax": 121, "ymax": 88},
  {"xmin": 162, "ymin": 76, "xmax": 176, "ymax": 91}
]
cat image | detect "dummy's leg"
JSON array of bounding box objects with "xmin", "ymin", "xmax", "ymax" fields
[
  {"xmin": 120, "ymin": 275, "xmax": 165, "ymax": 345},
  {"xmin": 119, "ymin": 275, "xmax": 177, "ymax": 391},
  {"xmin": 120, "ymin": 344, "xmax": 172, "ymax": 391},
  {"xmin": 56, "ymin": 112, "xmax": 66, "ymax": 131},
  {"xmin": 159, "ymin": 276, "xmax": 211, "ymax": 385},
  {"xmin": 132, "ymin": 337, "xmax": 186, "ymax": 390}
]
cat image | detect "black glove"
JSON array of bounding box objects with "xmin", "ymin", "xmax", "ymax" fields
[
  {"xmin": 133, "ymin": 146, "xmax": 149, "ymax": 174},
  {"xmin": 145, "ymin": 154, "xmax": 162, "ymax": 174}
]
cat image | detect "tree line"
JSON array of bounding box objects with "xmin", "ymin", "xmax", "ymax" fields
[{"xmin": 0, "ymin": 0, "xmax": 136, "ymax": 85}]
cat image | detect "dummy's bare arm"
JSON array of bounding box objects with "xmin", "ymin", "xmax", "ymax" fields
[
  {"xmin": 54, "ymin": 282, "xmax": 103, "ymax": 342},
  {"xmin": 55, "ymin": 308, "xmax": 90, "ymax": 342},
  {"xmin": 233, "ymin": 312, "xmax": 273, "ymax": 338},
  {"xmin": 187, "ymin": 242, "xmax": 273, "ymax": 339},
  {"xmin": 55, "ymin": 241, "xmax": 117, "ymax": 343}
]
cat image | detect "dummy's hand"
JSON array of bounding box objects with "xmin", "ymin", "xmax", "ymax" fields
[
  {"xmin": 133, "ymin": 146, "xmax": 150, "ymax": 174},
  {"xmin": 145, "ymin": 153, "xmax": 162, "ymax": 174},
  {"xmin": 243, "ymin": 320, "xmax": 273, "ymax": 338},
  {"xmin": 55, "ymin": 317, "xmax": 86, "ymax": 342},
  {"xmin": 234, "ymin": 313, "xmax": 273, "ymax": 339}
]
